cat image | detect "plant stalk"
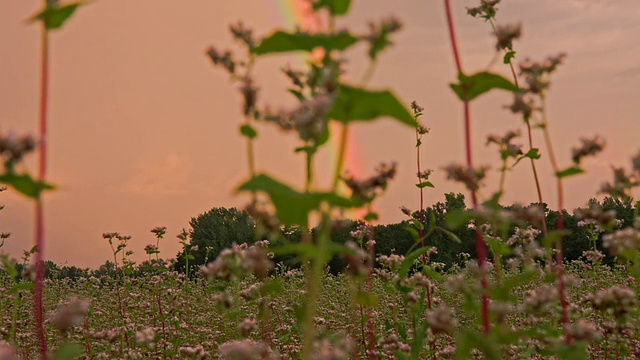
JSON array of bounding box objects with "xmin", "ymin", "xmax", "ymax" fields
[
  {"xmin": 443, "ymin": 0, "xmax": 490, "ymax": 334},
  {"xmin": 487, "ymin": 18, "xmax": 548, "ymax": 236},
  {"xmin": 34, "ymin": 19, "xmax": 49, "ymax": 359},
  {"xmin": 539, "ymin": 94, "xmax": 571, "ymax": 344}
]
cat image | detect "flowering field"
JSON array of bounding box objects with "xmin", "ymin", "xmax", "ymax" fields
[
  {"xmin": 2, "ymin": 0, "xmax": 640, "ymax": 359},
  {"xmin": 1, "ymin": 237, "xmax": 639, "ymax": 359}
]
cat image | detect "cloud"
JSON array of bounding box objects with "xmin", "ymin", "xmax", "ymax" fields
[{"xmin": 124, "ymin": 153, "xmax": 193, "ymax": 196}]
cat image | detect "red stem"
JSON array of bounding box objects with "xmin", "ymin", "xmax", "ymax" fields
[
  {"xmin": 443, "ymin": 1, "xmax": 462, "ymax": 75},
  {"xmin": 443, "ymin": 0, "xmax": 490, "ymax": 334},
  {"xmin": 34, "ymin": 20, "xmax": 49, "ymax": 359}
]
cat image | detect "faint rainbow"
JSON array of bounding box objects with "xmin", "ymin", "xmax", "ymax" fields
[{"xmin": 274, "ymin": 1, "xmax": 364, "ymax": 218}]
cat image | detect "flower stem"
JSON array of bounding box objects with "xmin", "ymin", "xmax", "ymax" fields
[
  {"xmin": 301, "ymin": 215, "xmax": 330, "ymax": 360},
  {"xmin": 414, "ymin": 121, "xmax": 437, "ymax": 359},
  {"xmin": 525, "ymin": 120, "xmax": 548, "ymax": 235},
  {"xmin": 332, "ymin": 124, "xmax": 349, "ymax": 192},
  {"xmin": 443, "ymin": 0, "xmax": 490, "ymax": 334},
  {"xmin": 488, "ymin": 18, "xmax": 548, "ymax": 236},
  {"xmin": 539, "ymin": 94, "xmax": 571, "ymax": 344},
  {"xmin": 34, "ymin": 18, "xmax": 49, "ymax": 359}
]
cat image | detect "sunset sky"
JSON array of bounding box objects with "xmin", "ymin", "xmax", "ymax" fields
[{"xmin": 1, "ymin": 0, "xmax": 638, "ymax": 268}]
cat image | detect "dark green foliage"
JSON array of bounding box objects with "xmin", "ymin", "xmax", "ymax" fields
[
  {"xmin": 324, "ymin": 220, "xmax": 364, "ymax": 274},
  {"xmin": 415, "ymin": 193, "xmax": 475, "ymax": 266},
  {"xmin": 175, "ymin": 207, "xmax": 255, "ymax": 269},
  {"xmin": 28, "ymin": 196, "xmax": 639, "ymax": 279},
  {"xmin": 270, "ymin": 225, "xmax": 305, "ymax": 269}
]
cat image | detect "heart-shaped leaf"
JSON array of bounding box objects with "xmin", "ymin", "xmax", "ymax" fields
[
  {"xmin": 253, "ymin": 30, "xmax": 358, "ymax": 55},
  {"xmin": 312, "ymin": 0, "xmax": 352, "ymax": 15},
  {"xmin": 238, "ymin": 174, "xmax": 358, "ymax": 226},
  {"xmin": 0, "ymin": 172, "xmax": 55, "ymax": 200},
  {"xmin": 31, "ymin": 2, "xmax": 83, "ymax": 31},
  {"xmin": 450, "ymin": 71, "xmax": 519, "ymax": 102},
  {"xmin": 327, "ymin": 84, "xmax": 415, "ymax": 127}
]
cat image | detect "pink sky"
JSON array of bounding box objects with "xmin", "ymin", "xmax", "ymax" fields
[{"xmin": 1, "ymin": 0, "xmax": 639, "ymax": 268}]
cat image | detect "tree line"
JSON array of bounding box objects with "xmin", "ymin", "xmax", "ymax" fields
[{"xmin": 4, "ymin": 193, "xmax": 635, "ymax": 281}]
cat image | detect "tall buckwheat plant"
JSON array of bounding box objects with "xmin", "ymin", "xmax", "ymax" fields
[
  {"xmin": 442, "ymin": 0, "xmax": 608, "ymax": 356},
  {"xmin": 0, "ymin": 2, "xmax": 85, "ymax": 358},
  {"xmin": 206, "ymin": 2, "xmax": 416, "ymax": 358}
]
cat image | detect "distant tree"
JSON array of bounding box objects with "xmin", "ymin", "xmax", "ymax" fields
[
  {"xmin": 44, "ymin": 260, "xmax": 60, "ymax": 279},
  {"xmin": 176, "ymin": 207, "xmax": 255, "ymax": 270},
  {"xmin": 59, "ymin": 265, "xmax": 89, "ymax": 281},
  {"xmin": 407, "ymin": 193, "xmax": 475, "ymax": 268},
  {"xmin": 323, "ymin": 219, "xmax": 365, "ymax": 274},
  {"xmin": 271, "ymin": 225, "xmax": 304, "ymax": 270},
  {"xmin": 92, "ymin": 260, "xmax": 117, "ymax": 279},
  {"xmin": 600, "ymin": 196, "xmax": 636, "ymax": 227}
]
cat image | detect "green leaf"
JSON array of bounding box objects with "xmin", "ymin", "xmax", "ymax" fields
[
  {"xmin": 450, "ymin": 71, "xmax": 519, "ymax": 102},
  {"xmin": 354, "ymin": 290, "xmax": 378, "ymax": 306},
  {"xmin": 312, "ymin": 0, "xmax": 351, "ymax": 15},
  {"xmin": 270, "ymin": 244, "xmax": 317, "ymax": 259},
  {"xmin": 410, "ymin": 315, "xmax": 429, "ymax": 359},
  {"xmin": 399, "ymin": 246, "xmax": 432, "ymax": 278},
  {"xmin": 1, "ymin": 256, "xmax": 18, "ymax": 277},
  {"xmin": 513, "ymin": 148, "xmax": 541, "ymax": 166},
  {"xmin": 31, "ymin": 3, "xmax": 82, "ymax": 31},
  {"xmin": 542, "ymin": 230, "xmax": 566, "ymax": 250},
  {"xmin": 404, "ymin": 226, "xmax": 420, "ymax": 241},
  {"xmin": 364, "ymin": 212, "xmax": 379, "ymax": 222},
  {"xmin": 556, "ymin": 166, "xmax": 584, "ymax": 178},
  {"xmin": 0, "ymin": 172, "xmax": 55, "ymax": 200},
  {"xmin": 260, "ymin": 278, "xmax": 284, "ymax": 296},
  {"xmin": 288, "ymin": 89, "xmax": 305, "ymax": 101},
  {"xmin": 9, "ymin": 282, "xmax": 34, "ymax": 295},
  {"xmin": 327, "ymin": 84, "xmax": 415, "ymax": 127},
  {"xmin": 238, "ymin": 174, "xmax": 358, "ymax": 226},
  {"xmin": 524, "ymin": 148, "xmax": 540, "ymax": 159},
  {"xmin": 485, "ymin": 238, "xmax": 511, "ymax": 257},
  {"xmin": 422, "ymin": 266, "xmax": 444, "ymax": 282},
  {"xmin": 51, "ymin": 342, "xmax": 82, "ymax": 360},
  {"xmin": 435, "ymin": 226, "xmax": 462, "ymax": 243},
  {"xmin": 397, "ymin": 322, "xmax": 407, "ymax": 341},
  {"xmin": 503, "ymin": 51, "xmax": 516, "ymax": 64},
  {"xmin": 416, "ymin": 181, "xmax": 434, "ymax": 188},
  {"xmin": 253, "ymin": 30, "xmax": 358, "ymax": 55},
  {"xmin": 409, "ymin": 218, "xmax": 424, "ymax": 230},
  {"xmin": 294, "ymin": 146, "xmax": 312, "ymax": 154},
  {"xmin": 454, "ymin": 330, "xmax": 501, "ymax": 360},
  {"xmin": 239, "ymin": 124, "xmax": 257, "ymax": 139},
  {"xmin": 490, "ymin": 270, "xmax": 538, "ymax": 300},
  {"xmin": 548, "ymin": 342, "xmax": 588, "ymax": 360},
  {"xmin": 445, "ymin": 209, "xmax": 473, "ymax": 229}
]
